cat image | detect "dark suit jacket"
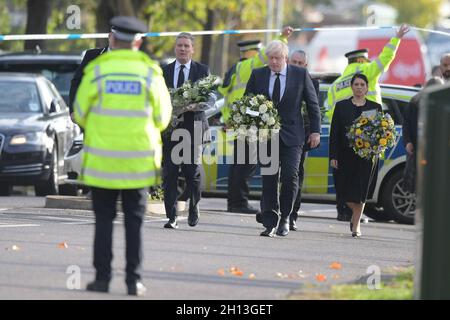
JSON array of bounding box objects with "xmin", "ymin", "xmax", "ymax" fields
[
  {"xmin": 245, "ymin": 65, "xmax": 321, "ymax": 147},
  {"xmin": 162, "ymin": 60, "xmax": 210, "ymax": 144},
  {"xmin": 69, "ymin": 47, "xmax": 108, "ymax": 113}
]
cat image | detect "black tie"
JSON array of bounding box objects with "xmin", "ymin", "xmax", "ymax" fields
[
  {"xmin": 177, "ymin": 65, "xmax": 185, "ymax": 88},
  {"xmin": 272, "ymin": 73, "xmax": 281, "ymax": 105}
]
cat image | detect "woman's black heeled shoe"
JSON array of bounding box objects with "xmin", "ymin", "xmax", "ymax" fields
[{"xmin": 352, "ymin": 232, "xmax": 361, "ymax": 238}]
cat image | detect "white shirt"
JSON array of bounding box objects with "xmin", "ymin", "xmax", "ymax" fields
[
  {"xmin": 174, "ymin": 60, "xmax": 191, "ymax": 88},
  {"xmin": 269, "ymin": 64, "xmax": 287, "ymax": 101}
]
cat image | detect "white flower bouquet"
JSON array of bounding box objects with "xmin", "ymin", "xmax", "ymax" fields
[
  {"xmin": 226, "ymin": 94, "xmax": 281, "ymax": 142},
  {"xmin": 163, "ymin": 75, "xmax": 221, "ymax": 136}
]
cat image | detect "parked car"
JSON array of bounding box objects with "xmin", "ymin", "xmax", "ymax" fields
[
  {"xmin": 65, "ymin": 73, "xmax": 418, "ymax": 224},
  {"xmin": 0, "ymin": 73, "xmax": 79, "ymax": 196},
  {"xmin": 0, "ymin": 52, "xmax": 82, "ymax": 105}
]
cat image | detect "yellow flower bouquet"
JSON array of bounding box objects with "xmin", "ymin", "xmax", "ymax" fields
[{"xmin": 346, "ymin": 111, "xmax": 396, "ymax": 161}]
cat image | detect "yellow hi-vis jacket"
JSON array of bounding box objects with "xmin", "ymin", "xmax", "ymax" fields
[
  {"xmin": 326, "ymin": 37, "xmax": 401, "ymax": 121},
  {"xmin": 74, "ymin": 49, "xmax": 172, "ymax": 189},
  {"xmin": 218, "ymin": 36, "xmax": 288, "ymax": 122}
]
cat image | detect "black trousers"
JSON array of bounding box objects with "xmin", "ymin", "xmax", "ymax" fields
[
  {"xmin": 291, "ymin": 146, "xmax": 308, "ymax": 222},
  {"xmin": 227, "ymin": 139, "xmax": 257, "ymax": 208},
  {"xmin": 163, "ymin": 141, "xmax": 202, "ymax": 220},
  {"xmin": 91, "ymin": 187, "xmax": 147, "ymax": 284},
  {"xmin": 260, "ymin": 139, "xmax": 302, "ymax": 228}
]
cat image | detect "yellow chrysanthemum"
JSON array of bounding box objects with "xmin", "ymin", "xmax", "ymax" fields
[
  {"xmin": 364, "ymin": 142, "xmax": 371, "ymax": 148},
  {"xmin": 379, "ymin": 138, "xmax": 387, "ymax": 146},
  {"xmin": 381, "ymin": 120, "xmax": 388, "ymax": 127},
  {"xmin": 355, "ymin": 128, "xmax": 362, "ymax": 135},
  {"xmin": 360, "ymin": 118, "xmax": 368, "ymax": 125},
  {"xmin": 386, "ymin": 131, "xmax": 392, "ymax": 138},
  {"xmin": 356, "ymin": 139, "xmax": 364, "ymax": 148}
]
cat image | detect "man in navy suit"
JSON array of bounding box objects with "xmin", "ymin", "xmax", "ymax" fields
[
  {"xmin": 245, "ymin": 41, "xmax": 321, "ymax": 237},
  {"xmin": 161, "ymin": 32, "xmax": 210, "ymax": 229}
]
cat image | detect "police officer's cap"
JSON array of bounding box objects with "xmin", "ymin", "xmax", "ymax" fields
[
  {"xmin": 237, "ymin": 40, "xmax": 262, "ymax": 52},
  {"xmin": 110, "ymin": 16, "xmax": 148, "ymax": 42},
  {"xmin": 345, "ymin": 49, "xmax": 369, "ymax": 60}
]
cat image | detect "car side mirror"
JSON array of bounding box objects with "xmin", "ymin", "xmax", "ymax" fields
[{"xmin": 49, "ymin": 99, "xmax": 58, "ymax": 113}]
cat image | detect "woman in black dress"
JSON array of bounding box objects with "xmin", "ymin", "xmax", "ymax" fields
[{"xmin": 329, "ymin": 74, "xmax": 382, "ymax": 238}]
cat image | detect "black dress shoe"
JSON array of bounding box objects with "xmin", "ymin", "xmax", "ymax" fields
[
  {"xmin": 164, "ymin": 218, "xmax": 178, "ymax": 229},
  {"xmin": 127, "ymin": 281, "xmax": 147, "ymax": 296},
  {"xmin": 276, "ymin": 219, "xmax": 289, "ymax": 237},
  {"xmin": 256, "ymin": 212, "xmax": 263, "ymax": 224},
  {"xmin": 86, "ymin": 280, "xmax": 109, "ymax": 293},
  {"xmin": 289, "ymin": 220, "xmax": 298, "ymax": 231},
  {"xmin": 188, "ymin": 208, "xmax": 199, "ymax": 227},
  {"xmin": 260, "ymin": 227, "xmax": 276, "ymax": 237},
  {"xmin": 229, "ymin": 205, "xmax": 260, "ymax": 214}
]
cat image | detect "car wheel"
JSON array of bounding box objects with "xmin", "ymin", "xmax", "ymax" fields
[
  {"xmin": 381, "ymin": 170, "xmax": 415, "ymax": 225},
  {"xmin": 363, "ymin": 204, "xmax": 392, "ymax": 222},
  {"xmin": 0, "ymin": 185, "xmax": 12, "ymax": 196},
  {"xmin": 35, "ymin": 145, "xmax": 59, "ymax": 196}
]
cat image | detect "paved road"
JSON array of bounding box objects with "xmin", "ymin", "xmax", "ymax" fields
[{"xmin": 0, "ymin": 196, "xmax": 415, "ymax": 300}]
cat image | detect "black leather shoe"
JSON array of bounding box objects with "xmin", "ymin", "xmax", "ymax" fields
[
  {"xmin": 86, "ymin": 280, "xmax": 109, "ymax": 293},
  {"xmin": 260, "ymin": 227, "xmax": 276, "ymax": 237},
  {"xmin": 188, "ymin": 208, "xmax": 199, "ymax": 227},
  {"xmin": 228, "ymin": 205, "xmax": 260, "ymax": 214},
  {"xmin": 164, "ymin": 218, "xmax": 178, "ymax": 229},
  {"xmin": 276, "ymin": 219, "xmax": 289, "ymax": 237},
  {"xmin": 127, "ymin": 281, "xmax": 147, "ymax": 296},
  {"xmin": 289, "ymin": 220, "xmax": 298, "ymax": 231},
  {"xmin": 256, "ymin": 212, "xmax": 263, "ymax": 224}
]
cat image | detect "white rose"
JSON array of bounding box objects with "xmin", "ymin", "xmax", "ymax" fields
[
  {"xmin": 268, "ymin": 117, "xmax": 276, "ymax": 126},
  {"xmin": 183, "ymin": 91, "xmax": 190, "ymax": 99},
  {"xmin": 249, "ymin": 97, "xmax": 258, "ymax": 106},
  {"xmin": 233, "ymin": 114, "xmax": 242, "ymax": 123},
  {"xmin": 261, "ymin": 113, "xmax": 269, "ymax": 123},
  {"xmin": 240, "ymin": 106, "xmax": 247, "ymax": 114},
  {"xmin": 259, "ymin": 104, "xmax": 268, "ymax": 114}
]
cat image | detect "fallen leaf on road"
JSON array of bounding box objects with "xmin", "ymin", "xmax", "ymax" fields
[
  {"xmin": 315, "ymin": 274, "xmax": 327, "ymax": 282},
  {"xmin": 217, "ymin": 269, "xmax": 225, "ymax": 276},
  {"xmin": 329, "ymin": 262, "xmax": 342, "ymax": 270},
  {"xmin": 230, "ymin": 267, "xmax": 244, "ymax": 276},
  {"xmin": 58, "ymin": 242, "xmax": 68, "ymax": 249}
]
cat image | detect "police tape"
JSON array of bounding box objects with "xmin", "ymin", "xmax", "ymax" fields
[{"xmin": 0, "ymin": 26, "xmax": 449, "ymax": 41}]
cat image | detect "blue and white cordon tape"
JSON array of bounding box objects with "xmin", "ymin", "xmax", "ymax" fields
[{"xmin": 0, "ymin": 26, "xmax": 449, "ymax": 41}]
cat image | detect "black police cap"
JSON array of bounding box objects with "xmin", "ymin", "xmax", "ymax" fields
[
  {"xmin": 237, "ymin": 40, "xmax": 262, "ymax": 52},
  {"xmin": 345, "ymin": 49, "xmax": 369, "ymax": 60},
  {"xmin": 110, "ymin": 16, "xmax": 148, "ymax": 41}
]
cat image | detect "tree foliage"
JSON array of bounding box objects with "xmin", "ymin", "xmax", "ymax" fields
[{"xmin": 379, "ymin": 0, "xmax": 443, "ymax": 28}]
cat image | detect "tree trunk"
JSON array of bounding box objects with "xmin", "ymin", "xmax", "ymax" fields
[
  {"xmin": 24, "ymin": 0, "xmax": 51, "ymax": 51},
  {"xmin": 200, "ymin": 9, "xmax": 215, "ymax": 66}
]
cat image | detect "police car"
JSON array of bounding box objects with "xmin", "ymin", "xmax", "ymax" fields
[{"xmin": 200, "ymin": 74, "xmax": 418, "ymax": 225}]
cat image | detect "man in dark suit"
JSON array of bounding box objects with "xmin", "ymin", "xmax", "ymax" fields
[
  {"xmin": 245, "ymin": 40, "xmax": 321, "ymax": 237},
  {"xmin": 162, "ymin": 32, "xmax": 210, "ymax": 229},
  {"xmin": 69, "ymin": 45, "xmax": 108, "ymax": 115}
]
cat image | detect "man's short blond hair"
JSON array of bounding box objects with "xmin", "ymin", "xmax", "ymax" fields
[{"xmin": 266, "ymin": 40, "xmax": 289, "ymax": 58}]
